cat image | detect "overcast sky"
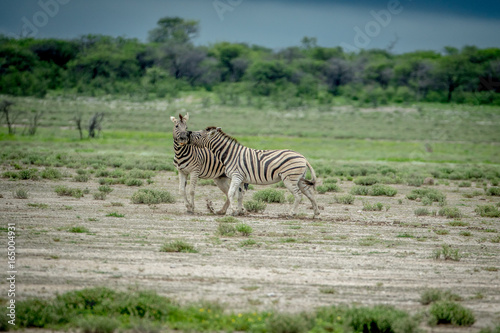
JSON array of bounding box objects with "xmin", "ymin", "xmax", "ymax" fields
[{"xmin": 1, "ymin": 0, "xmax": 499, "ymax": 53}]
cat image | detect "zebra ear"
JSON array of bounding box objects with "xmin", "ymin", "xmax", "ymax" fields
[
  {"xmin": 183, "ymin": 113, "xmax": 189, "ymax": 122},
  {"xmin": 216, "ymin": 127, "xmax": 221, "ymax": 131},
  {"xmin": 170, "ymin": 116, "xmax": 176, "ymax": 123}
]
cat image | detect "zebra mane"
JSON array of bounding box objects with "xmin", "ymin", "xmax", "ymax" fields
[{"xmin": 205, "ymin": 126, "xmax": 239, "ymax": 144}]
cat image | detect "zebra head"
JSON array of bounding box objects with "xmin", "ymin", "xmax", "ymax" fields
[{"xmin": 170, "ymin": 113, "xmax": 191, "ymax": 146}]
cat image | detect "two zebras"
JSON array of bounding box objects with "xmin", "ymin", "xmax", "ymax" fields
[{"xmin": 171, "ymin": 114, "xmax": 320, "ymax": 217}]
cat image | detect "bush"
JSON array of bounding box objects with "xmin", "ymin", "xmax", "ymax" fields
[
  {"xmin": 354, "ymin": 176, "xmax": 379, "ymax": 186},
  {"xmin": 414, "ymin": 207, "xmax": 431, "ymax": 216},
  {"xmin": 74, "ymin": 174, "xmax": 89, "ymax": 182},
  {"xmin": 93, "ymin": 192, "xmax": 106, "ymax": 200},
  {"xmin": 265, "ymin": 312, "xmax": 310, "ymax": 333},
  {"xmin": 217, "ymin": 223, "xmax": 236, "ymax": 237},
  {"xmin": 316, "ymin": 183, "xmax": 340, "ymax": 194},
  {"xmin": 344, "ymin": 305, "xmax": 419, "ymax": 333},
  {"xmin": 13, "ymin": 187, "xmax": 29, "ymax": 199},
  {"xmin": 253, "ymin": 188, "xmax": 285, "ymax": 203},
  {"xmin": 407, "ymin": 188, "xmax": 446, "ymax": 204},
  {"xmin": 351, "ymin": 184, "xmax": 397, "ymax": 196},
  {"xmin": 420, "ymin": 288, "xmax": 462, "ymax": 305},
  {"xmin": 487, "ymin": 187, "xmax": 500, "ymax": 196},
  {"xmin": 428, "ymin": 301, "xmax": 475, "ymax": 326},
  {"xmin": 433, "ymin": 244, "xmax": 461, "ymax": 261},
  {"xmin": 438, "ymin": 207, "xmax": 462, "ymax": 219},
  {"xmin": 55, "ymin": 185, "xmax": 83, "ymax": 198},
  {"xmin": 40, "ymin": 168, "xmax": 62, "ymax": 180},
  {"xmin": 131, "ymin": 189, "xmax": 175, "ymax": 204},
  {"xmin": 244, "ymin": 199, "xmax": 266, "ymax": 213},
  {"xmin": 98, "ymin": 185, "xmax": 113, "ymax": 194},
  {"xmin": 475, "ymin": 205, "xmax": 500, "ymax": 217},
  {"xmin": 235, "ymin": 223, "xmax": 253, "ymax": 236},
  {"xmin": 362, "ymin": 202, "xmax": 384, "ymax": 211},
  {"xmin": 160, "ymin": 240, "xmax": 198, "ymax": 253},
  {"xmin": 334, "ymin": 194, "xmax": 355, "ymax": 204},
  {"xmin": 125, "ymin": 178, "xmax": 143, "ymax": 186},
  {"xmin": 76, "ymin": 315, "xmax": 120, "ymax": 333}
]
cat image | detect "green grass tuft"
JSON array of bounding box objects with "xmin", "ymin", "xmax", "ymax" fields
[
  {"xmin": 244, "ymin": 199, "xmax": 267, "ymax": 213},
  {"xmin": 131, "ymin": 189, "xmax": 175, "ymax": 204},
  {"xmin": 428, "ymin": 301, "xmax": 475, "ymax": 326},
  {"xmin": 55, "ymin": 185, "xmax": 84, "ymax": 198},
  {"xmin": 160, "ymin": 240, "xmax": 198, "ymax": 253},
  {"xmin": 475, "ymin": 205, "xmax": 500, "ymax": 218},
  {"xmin": 334, "ymin": 194, "xmax": 355, "ymax": 204},
  {"xmin": 253, "ymin": 188, "xmax": 285, "ymax": 203}
]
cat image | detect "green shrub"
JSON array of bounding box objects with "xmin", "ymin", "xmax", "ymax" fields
[
  {"xmin": 475, "ymin": 205, "xmax": 500, "ymax": 217},
  {"xmin": 406, "ymin": 175, "xmax": 424, "ymax": 187},
  {"xmin": 265, "ymin": 312, "xmax": 310, "ymax": 333},
  {"xmin": 420, "ymin": 288, "xmax": 462, "ymax": 305},
  {"xmin": 253, "ymin": 188, "xmax": 285, "ymax": 203},
  {"xmin": 362, "ymin": 202, "xmax": 384, "ymax": 211},
  {"xmin": 76, "ymin": 315, "xmax": 120, "ymax": 333},
  {"xmin": 323, "ymin": 178, "xmax": 338, "ymax": 184},
  {"xmin": 98, "ymin": 185, "xmax": 113, "ymax": 194},
  {"xmin": 215, "ymin": 216, "xmax": 239, "ymax": 223},
  {"xmin": 106, "ymin": 212, "xmax": 124, "ymax": 218},
  {"xmin": 458, "ymin": 181, "xmax": 471, "ymax": 187},
  {"xmin": 40, "ymin": 168, "xmax": 62, "ymax": 180},
  {"xmin": 428, "ymin": 301, "xmax": 475, "ymax": 326},
  {"xmin": 414, "ymin": 207, "xmax": 431, "ymax": 216},
  {"xmin": 438, "ymin": 207, "xmax": 462, "ymax": 219},
  {"xmin": 433, "ymin": 244, "xmax": 461, "ymax": 261},
  {"xmin": 351, "ymin": 184, "xmax": 397, "ymax": 196},
  {"xmin": 317, "ymin": 183, "xmax": 340, "ymax": 194},
  {"xmin": 354, "ymin": 176, "xmax": 379, "ymax": 186},
  {"xmin": 407, "ymin": 188, "xmax": 446, "ymax": 204},
  {"xmin": 125, "ymin": 178, "xmax": 143, "ymax": 186},
  {"xmin": 344, "ymin": 305, "xmax": 419, "ymax": 333},
  {"xmin": 3, "ymin": 168, "xmax": 39, "ymax": 180},
  {"xmin": 244, "ymin": 199, "xmax": 266, "ymax": 213},
  {"xmin": 160, "ymin": 240, "xmax": 198, "ymax": 253},
  {"xmin": 217, "ymin": 223, "xmax": 236, "ymax": 237},
  {"xmin": 68, "ymin": 226, "xmax": 89, "ymax": 233},
  {"xmin": 55, "ymin": 185, "xmax": 83, "ymax": 198},
  {"xmin": 235, "ymin": 223, "xmax": 253, "ymax": 236},
  {"xmin": 13, "ymin": 187, "xmax": 29, "ymax": 199},
  {"xmin": 334, "ymin": 194, "xmax": 355, "ymax": 204},
  {"xmin": 131, "ymin": 189, "xmax": 175, "ymax": 204},
  {"xmin": 74, "ymin": 174, "xmax": 89, "ymax": 182},
  {"xmin": 93, "ymin": 192, "xmax": 106, "ymax": 200},
  {"xmin": 487, "ymin": 187, "xmax": 500, "ymax": 196}
]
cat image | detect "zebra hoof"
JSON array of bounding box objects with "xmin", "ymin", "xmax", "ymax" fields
[{"xmin": 216, "ymin": 210, "xmax": 226, "ymax": 215}]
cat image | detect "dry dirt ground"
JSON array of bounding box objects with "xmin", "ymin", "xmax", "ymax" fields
[{"xmin": 1, "ymin": 169, "xmax": 499, "ymax": 332}]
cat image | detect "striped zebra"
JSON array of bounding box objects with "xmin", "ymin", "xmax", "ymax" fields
[
  {"xmin": 171, "ymin": 114, "xmax": 244, "ymax": 214},
  {"xmin": 187, "ymin": 126, "xmax": 320, "ymax": 217}
]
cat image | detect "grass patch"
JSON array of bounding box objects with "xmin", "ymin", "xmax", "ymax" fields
[
  {"xmin": 350, "ymin": 184, "xmax": 397, "ymax": 197},
  {"xmin": 362, "ymin": 202, "xmax": 384, "ymax": 211},
  {"xmin": 407, "ymin": 188, "xmax": 446, "ymax": 205},
  {"xmin": 131, "ymin": 189, "xmax": 175, "ymax": 204},
  {"xmin": 93, "ymin": 192, "xmax": 107, "ymax": 200},
  {"xmin": 414, "ymin": 207, "xmax": 431, "ymax": 216},
  {"xmin": 486, "ymin": 187, "xmax": 500, "ymax": 196},
  {"xmin": 2, "ymin": 168, "xmax": 39, "ymax": 180},
  {"xmin": 13, "ymin": 187, "xmax": 29, "ymax": 199},
  {"xmin": 98, "ymin": 185, "xmax": 113, "ymax": 193},
  {"xmin": 125, "ymin": 178, "xmax": 143, "ymax": 186},
  {"xmin": 438, "ymin": 207, "xmax": 462, "ymax": 219},
  {"xmin": 433, "ymin": 244, "xmax": 461, "ymax": 261},
  {"xmin": 73, "ymin": 174, "xmax": 89, "ymax": 182},
  {"xmin": 475, "ymin": 205, "xmax": 500, "ymax": 218},
  {"xmin": 428, "ymin": 301, "xmax": 475, "ymax": 326},
  {"xmin": 40, "ymin": 167, "xmax": 62, "ymax": 180},
  {"xmin": 215, "ymin": 216, "xmax": 239, "ymax": 223},
  {"xmin": 253, "ymin": 188, "xmax": 285, "ymax": 203},
  {"xmin": 11, "ymin": 286, "xmax": 420, "ymax": 332},
  {"xmin": 106, "ymin": 212, "xmax": 125, "ymax": 218},
  {"xmin": 316, "ymin": 183, "xmax": 341, "ymax": 194},
  {"xmin": 27, "ymin": 202, "xmax": 48, "ymax": 209},
  {"xmin": 354, "ymin": 176, "xmax": 379, "ymax": 185},
  {"xmin": 334, "ymin": 194, "xmax": 355, "ymax": 204},
  {"xmin": 55, "ymin": 185, "xmax": 84, "ymax": 198},
  {"xmin": 160, "ymin": 240, "xmax": 198, "ymax": 253},
  {"xmin": 448, "ymin": 220, "xmax": 469, "ymax": 227},
  {"xmin": 217, "ymin": 223, "xmax": 236, "ymax": 237},
  {"xmin": 235, "ymin": 223, "xmax": 253, "ymax": 236},
  {"xmin": 68, "ymin": 226, "xmax": 90, "ymax": 233},
  {"xmin": 244, "ymin": 199, "xmax": 266, "ymax": 213}
]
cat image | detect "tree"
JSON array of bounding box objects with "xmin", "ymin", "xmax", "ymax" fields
[
  {"xmin": 148, "ymin": 17, "xmax": 199, "ymax": 44},
  {"xmin": 0, "ymin": 100, "xmax": 17, "ymax": 135},
  {"xmin": 323, "ymin": 58, "xmax": 353, "ymax": 94}
]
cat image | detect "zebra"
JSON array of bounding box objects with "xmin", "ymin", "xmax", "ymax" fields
[
  {"xmin": 171, "ymin": 114, "xmax": 244, "ymax": 214},
  {"xmin": 187, "ymin": 126, "xmax": 320, "ymax": 217}
]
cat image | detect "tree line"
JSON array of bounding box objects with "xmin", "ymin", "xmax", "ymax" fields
[{"xmin": 1, "ymin": 16, "xmax": 499, "ymax": 105}]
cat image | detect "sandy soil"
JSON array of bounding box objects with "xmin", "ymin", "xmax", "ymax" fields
[{"xmin": 1, "ymin": 170, "xmax": 499, "ymax": 332}]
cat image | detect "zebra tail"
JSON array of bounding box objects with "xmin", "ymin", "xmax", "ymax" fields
[{"xmin": 305, "ymin": 160, "xmax": 317, "ymax": 190}]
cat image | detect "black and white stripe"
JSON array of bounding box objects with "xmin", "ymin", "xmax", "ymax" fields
[{"xmin": 189, "ymin": 127, "xmax": 320, "ymax": 217}]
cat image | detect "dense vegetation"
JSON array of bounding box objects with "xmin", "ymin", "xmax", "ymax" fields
[{"xmin": 1, "ymin": 16, "xmax": 500, "ymax": 105}]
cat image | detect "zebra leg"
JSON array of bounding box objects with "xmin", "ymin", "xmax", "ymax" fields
[
  {"xmin": 236, "ymin": 184, "xmax": 245, "ymax": 215},
  {"xmin": 227, "ymin": 177, "xmax": 244, "ymax": 216},
  {"xmin": 299, "ymin": 178, "xmax": 320, "ymax": 217},
  {"xmin": 213, "ymin": 177, "xmax": 231, "ymax": 215},
  {"xmin": 283, "ymin": 177, "xmax": 302, "ymax": 216},
  {"xmin": 178, "ymin": 171, "xmax": 193, "ymax": 213},
  {"xmin": 188, "ymin": 171, "xmax": 199, "ymax": 214}
]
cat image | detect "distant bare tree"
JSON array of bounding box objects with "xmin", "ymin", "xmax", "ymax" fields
[
  {"xmin": 0, "ymin": 100, "xmax": 18, "ymax": 135},
  {"xmin": 73, "ymin": 112, "xmax": 83, "ymax": 140},
  {"xmin": 88, "ymin": 112, "xmax": 104, "ymax": 138},
  {"xmin": 26, "ymin": 110, "xmax": 44, "ymax": 136}
]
